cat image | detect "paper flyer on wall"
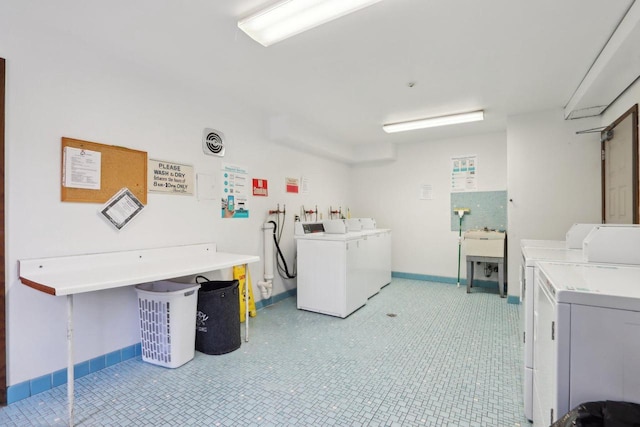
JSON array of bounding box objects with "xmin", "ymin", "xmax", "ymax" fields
[
  {"xmin": 221, "ymin": 163, "xmax": 249, "ymax": 218},
  {"xmin": 451, "ymin": 155, "xmax": 477, "ymax": 192},
  {"xmin": 100, "ymin": 187, "xmax": 144, "ymax": 230}
]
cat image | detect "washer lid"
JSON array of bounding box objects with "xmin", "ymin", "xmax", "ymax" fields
[
  {"xmin": 537, "ymin": 262, "xmax": 640, "ymax": 311},
  {"xmin": 520, "ymin": 239, "xmax": 566, "ymax": 250},
  {"xmin": 521, "ymin": 247, "xmax": 584, "ymax": 267}
]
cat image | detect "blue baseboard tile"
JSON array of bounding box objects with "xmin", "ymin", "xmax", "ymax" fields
[
  {"xmin": 52, "ymin": 368, "xmax": 67, "ymax": 387},
  {"xmin": 7, "ymin": 381, "xmax": 30, "ymax": 404},
  {"xmin": 74, "ymin": 361, "xmax": 90, "ymax": 379},
  {"xmin": 105, "ymin": 350, "xmax": 122, "ymax": 367},
  {"xmin": 7, "ymin": 342, "xmax": 145, "ymax": 404},
  {"xmin": 30, "ymin": 374, "xmax": 52, "ymax": 395},
  {"xmin": 392, "ymin": 272, "xmax": 509, "ymax": 292},
  {"xmin": 255, "ymin": 288, "xmax": 297, "ymax": 311},
  {"xmin": 507, "ymin": 295, "xmax": 521, "ymax": 305},
  {"xmin": 121, "ymin": 344, "xmax": 137, "ymax": 361},
  {"xmin": 391, "ymin": 271, "xmax": 457, "ymax": 284},
  {"xmin": 90, "ymin": 355, "xmax": 106, "ymax": 373}
]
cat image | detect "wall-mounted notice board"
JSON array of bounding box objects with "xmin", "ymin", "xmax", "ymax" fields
[{"xmin": 61, "ymin": 137, "xmax": 147, "ymax": 204}]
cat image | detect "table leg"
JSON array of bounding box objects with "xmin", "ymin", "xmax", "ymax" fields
[
  {"xmin": 67, "ymin": 294, "xmax": 74, "ymax": 427},
  {"xmin": 244, "ymin": 264, "xmax": 249, "ymax": 342},
  {"xmin": 498, "ymin": 262, "xmax": 505, "ymax": 298},
  {"xmin": 466, "ymin": 259, "xmax": 473, "ymax": 293}
]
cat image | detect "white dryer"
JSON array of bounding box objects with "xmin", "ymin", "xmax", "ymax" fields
[{"xmin": 533, "ymin": 262, "xmax": 640, "ymax": 426}]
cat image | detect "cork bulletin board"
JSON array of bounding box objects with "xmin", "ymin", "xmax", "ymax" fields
[{"xmin": 61, "ymin": 137, "xmax": 147, "ymax": 204}]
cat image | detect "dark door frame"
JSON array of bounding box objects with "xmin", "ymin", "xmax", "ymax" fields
[
  {"xmin": 1, "ymin": 57, "xmax": 7, "ymax": 404},
  {"xmin": 601, "ymin": 104, "xmax": 639, "ymax": 223}
]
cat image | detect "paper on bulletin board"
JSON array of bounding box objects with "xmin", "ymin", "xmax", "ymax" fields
[
  {"xmin": 148, "ymin": 159, "xmax": 194, "ymax": 195},
  {"xmin": 451, "ymin": 155, "xmax": 477, "ymax": 192},
  {"xmin": 221, "ymin": 163, "xmax": 249, "ymax": 218},
  {"xmin": 63, "ymin": 146, "xmax": 101, "ymax": 189}
]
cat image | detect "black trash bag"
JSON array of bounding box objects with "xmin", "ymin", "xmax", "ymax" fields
[
  {"xmin": 552, "ymin": 401, "xmax": 640, "ymax": 427},
  {"xmin": 194, "ymin": 276, "xmax": 241, "ymax": 355}
]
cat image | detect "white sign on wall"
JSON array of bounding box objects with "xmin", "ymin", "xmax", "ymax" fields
[
  {"xmin": 148, "ymin": 159, "xmax": 194, "ymax": 195},
  {"xmin": 451, "ymin": 155, "xmax": 477, "ymax": 192},
  {"xmin": 62, "ymin": 146, "xmax": 102, "ymax": 190},
  {"xmin": 221, "ymin": 163, "xmax": 249, "ymax": 218}
]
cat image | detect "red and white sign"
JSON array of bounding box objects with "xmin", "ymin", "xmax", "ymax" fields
[
  {"xmin": 285, "ymin": 177, "xmax": 299, "ymax": 193},
  {"xmin": 252, "ymin": 178, "xmax": 268, "ymax": 196}
]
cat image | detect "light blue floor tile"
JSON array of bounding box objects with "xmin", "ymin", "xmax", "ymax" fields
[{"xmin": 0, "ymin": 279, "xmax": 530, "ymax": 426}]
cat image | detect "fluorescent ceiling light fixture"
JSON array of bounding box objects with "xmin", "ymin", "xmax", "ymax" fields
[
  {"xmin": 238, "ymin": 0, "xmax": 384, "ymax": 47},
  {"xmin": 382, "ymin": 110, "xmax": 485, "ymax": 133}
]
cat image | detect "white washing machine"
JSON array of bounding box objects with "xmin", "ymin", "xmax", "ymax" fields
[
  {"xmin": 519, "ymin": 223, "xmax": 603, "ymax": 253},
  {"xmin": 295, "ymin": 220, "xmax": 391, "ymax": 318},
  {"xmin": 520, "ymin": 223, "xmax": 599, "ymax": 420},
  {"xmin": 520, "ymin": 246, "xmax": 583, "ymax": 421},
  {"xmin": 520, "ymin": 239, "xmax": 566, "ymax": 250},
  {"xmin": 520, "ymin": 224, "xmax": 640, "ymax": 421},
  {"xmin": 533, "ymin": 262, "xmax": 640, "ymax": 426}
]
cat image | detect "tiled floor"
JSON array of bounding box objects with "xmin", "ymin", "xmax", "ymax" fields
[{"xmin": 0, "ymin": 279, "xmax": 531, "ymax": 426}]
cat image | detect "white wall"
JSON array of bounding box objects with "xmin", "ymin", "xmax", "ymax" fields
[
  {"xmin": 506, "ymin": 109, "xmax": 601, "ymax": 296},
  {"xmin": 350, "ymin": 132, "xmax": 507, "ymax": 280},
  {"xmin": 601, "ymin": 78, "xmax": 640, "ymax": 127},
  {"xmin": 3, "ymin": 23, "xmax": 350, "ymax": 385},
  {"xmin": 3, "ymin": 1, "xmax": 634, "ymax": 392}
]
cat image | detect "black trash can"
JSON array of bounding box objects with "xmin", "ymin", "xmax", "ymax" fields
[
  {"xmin": 195, "ymin": 277, "xmax": 241, "ymax": 355},
  {"xmin": 552, "ymin": 400, "xmax": 640, "ymax": 427}
]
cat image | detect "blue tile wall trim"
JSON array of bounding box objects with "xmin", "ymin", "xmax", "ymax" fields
[
  {"xmin": 74, "ymin": 361, "xmax": 90, "ymax": 379},
  {"xmin": 52, "ymin": 368, "xmax": 67, "ymax": 387},
  {"xmin": 122, "ymin": 344, "xmax": 137, "ymax": 361},
  {"xmin": 392, "ymin": 271, "xmax": 457, "ymax": 284},
  {"xmin": 7, "ymin": 381, "xmax": 30, "ymax": 404},
  {"xmin": 29, "ymin": 374, "xmax": 51, "ymax": 395},
  {"xmin": 105, "ymin": 350, "xmax": 122, "ymax": 367},
  {"xmin": 392, "ymin": 271, "xmax": 520, "ymax": 303},
  {"xmin": 89, "ymin": 355, "xmax": 106, "ymax": 373},
  {"xmin": 507, "ymin": 295, "xmax": 520, "ymax": 305},
  {"xmin": 255, "ymin": 288, "xmax": 297, "ymax": 311},
  {"xmin": 6, "ymin": 344, "xmax": 143, "ymax": 404},
  {"xmin": 6, "ymin": 288, "xmax": 300, "ymax": 405}
]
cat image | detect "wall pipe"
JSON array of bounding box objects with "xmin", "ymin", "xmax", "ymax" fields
[{"xmin": 258, "ymin": 222, "xmax": 275, "ymax": 299}]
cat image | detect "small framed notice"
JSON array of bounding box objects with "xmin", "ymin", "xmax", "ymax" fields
[
  {"xmin": 148, "ymin": 159, "xmax": 194, "ymax": 195},
  {"xmin": 100, "ymin": 188, "xmax": 144, "ymax": 230}
]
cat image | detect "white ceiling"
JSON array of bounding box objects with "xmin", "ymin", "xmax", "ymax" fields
[{"xmin": 10, "ymin": 0, "xmax": 639, "ymax": 158}]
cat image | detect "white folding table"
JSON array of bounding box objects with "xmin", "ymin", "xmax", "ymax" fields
[{"xmin": 18, "ymin": 242, "xmax": 259, "ymax": 427}]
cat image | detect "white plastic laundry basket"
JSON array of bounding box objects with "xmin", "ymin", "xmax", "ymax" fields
[{"xmin": 135, "ymin": 281, "xmax": 200, "ymax": 368}]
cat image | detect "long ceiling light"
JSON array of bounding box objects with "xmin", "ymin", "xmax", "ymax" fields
[
  {"xmin": 238, "ymin": 0, "xmax": 384, "ymax": 47},
  {"xmin": 382, "ymin": 110, "xmax": 485, "ymax": 133}
]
